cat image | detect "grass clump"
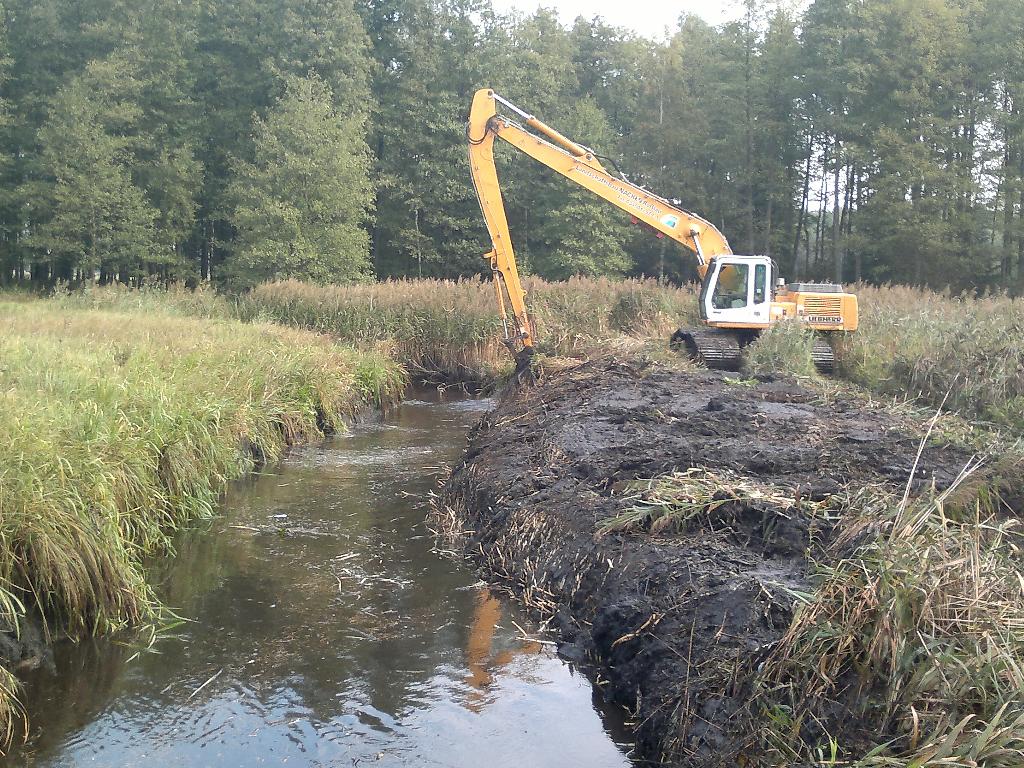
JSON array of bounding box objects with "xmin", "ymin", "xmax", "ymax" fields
[
  {"xmin": 599, "ymin": 468, "xmax": 813, "ymax": 535},
  {"xmin": 744, "ymin": 320, "xmax": 820, "ymax": 378},
  {"xmin": 753, "ymin": 475, "xmax": 1024, "ymax": 765},
  {"xmin": 0, "ymin": 299, "xmax": 404, "ymax": 734}
]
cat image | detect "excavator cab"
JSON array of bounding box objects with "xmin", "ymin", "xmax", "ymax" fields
[
  {"xmin": 699, "ymin": 256, "xmax": 774, "ymax": 327},
  {"xmin": 684, "ymin": 254, "xmax": 857, "ymax": 372}
]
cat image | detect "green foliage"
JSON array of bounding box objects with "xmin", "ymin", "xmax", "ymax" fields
[
  {"xmin": 27, "ymin": 60, "xmax": 161, "ymax": 280},
  {"xmin": 225, "ymin": 73, "xmax": 373, "ymax": 287},
  {"xmin": 525, "ymin": 100, "xmax": 633, "ymax": 280},
  {"xmin": 744, "ymin": 320, "xmax": 820, "ymax": 378},
  {"xmin": 0, "ymin": 0, "xmax": 1022, "ymax": 288}
]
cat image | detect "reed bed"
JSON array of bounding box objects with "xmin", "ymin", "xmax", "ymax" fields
[
  {"xmin": 836, "ymin": 285, "xmax": 1024, "ymax": 431},
  {"xmin": 0, "ymin": 300, "xmax": 404, "ymax": 734},
  {"xmin": 237, "ymin": 277, "xmax": 699, "ymax": 383},
  {"xmin": 52, "ymin": 282, "xmax": 232, "ymax": 319}
]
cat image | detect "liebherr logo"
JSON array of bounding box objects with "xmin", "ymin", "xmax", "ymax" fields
[{"xmin": 800, "ymin": 315, "xmax": 842, "ymax": 324}]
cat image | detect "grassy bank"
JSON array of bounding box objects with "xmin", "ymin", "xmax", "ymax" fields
[
  {"xmin": 236, "ymin": 277, "xmax": 698, "ymax": 383},
  {"xmin": 0, "ymin": 299, "xmax": 404, "ymax": 736}
]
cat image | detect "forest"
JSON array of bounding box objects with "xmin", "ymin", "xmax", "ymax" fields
[{"xmin": 0, "ymin": 0, "xmax": 1022, "ymax": 291}]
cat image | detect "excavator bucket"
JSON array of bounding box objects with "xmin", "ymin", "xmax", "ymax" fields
[{"xmin": 512, "ymin": 346, "xmax": 537, "ymax": 386}]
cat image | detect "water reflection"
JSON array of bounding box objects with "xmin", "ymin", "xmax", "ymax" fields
[
  {"xmin": 463, "ymin": 590, "xmax": 541, "ymax": 712},
  {"xmin": 4, "ymin": 392, "xmax": 632, "ymax": 767}
]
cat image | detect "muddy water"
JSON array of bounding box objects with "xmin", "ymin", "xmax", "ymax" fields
[{"xmin": 6, "ymin": 392, "xmax": 632, "ymax": 767}]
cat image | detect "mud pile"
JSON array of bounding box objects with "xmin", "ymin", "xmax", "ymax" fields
[{"xmin": 439, "ymin": 358, "xmax": 980, "ymax": 766}]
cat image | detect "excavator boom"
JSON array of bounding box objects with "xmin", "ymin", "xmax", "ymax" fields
[{"xmin": 468, "ymin": 88, "xmax": 733, "ymax": 352}]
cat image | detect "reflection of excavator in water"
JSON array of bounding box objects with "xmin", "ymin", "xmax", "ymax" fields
[
  {"xmin": 467, "ymin": 88, "xmax": 859, "ymax": 373},
  {"xmin": 463, "ymin": 590, "xmax": 540, "ymax": 713}
]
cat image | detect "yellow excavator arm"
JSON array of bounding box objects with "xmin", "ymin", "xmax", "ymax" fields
[{"xmin": 467, "ymin": 87, "xmax": 734, "ymax": 352}]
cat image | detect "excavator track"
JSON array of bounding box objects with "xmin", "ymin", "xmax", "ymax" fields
[
  {"xmin": 671, "ymin": 328, "xmax": 836, "ymax": 375},
  {"xmin": 670, "ymin": 328, "xmax": 744, "ymax": 371},
  {"xmin": 811, "ymin": 336, "xmax": 835, "ymax": 374}
]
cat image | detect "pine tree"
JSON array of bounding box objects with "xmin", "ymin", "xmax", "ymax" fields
[{"xmin": 225, "ymin": 73, "xmax": 373, "ymax": 286}]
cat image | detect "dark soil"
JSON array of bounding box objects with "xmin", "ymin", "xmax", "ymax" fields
[
  {"xmin": 439, "ymin": 358, "xmax": 983, "ymax": 766},
  {"xmin": 0, "ymin": 616, "xmax": 54, "ymax": 676}
]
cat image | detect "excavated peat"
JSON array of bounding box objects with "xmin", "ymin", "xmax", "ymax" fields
[{"xmin": 439, "ymin": 358, "xmax": 980, "ymax": 766}]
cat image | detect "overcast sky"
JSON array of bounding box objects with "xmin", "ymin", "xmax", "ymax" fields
[{"xmin": 488, "ymin": 0, "xmax": 744, "ymax": 40}]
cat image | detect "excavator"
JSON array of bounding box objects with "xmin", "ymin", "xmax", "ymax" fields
[{"xmin": 467, "ymin": 88, "xmax": 859, "ymax": 373}]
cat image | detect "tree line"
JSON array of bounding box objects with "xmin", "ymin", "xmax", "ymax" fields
[{"xmin": 0, "ymin": 0, "xmax": 1021, "ymax": 292}]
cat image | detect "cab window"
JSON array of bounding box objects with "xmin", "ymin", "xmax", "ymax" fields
[
  {"xmin": 753, "ymin": 264, "xmax": 767, "ymax": 304},
  {"xmin": 712, "ymin": 264, "xmax": 749, "ymax": 310}
]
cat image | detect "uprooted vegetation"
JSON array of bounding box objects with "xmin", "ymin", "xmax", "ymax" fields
[
  {"xmin": 437, "ymin": 357, "xmax": 1024, "ymax": 766},
  {"xmin": 759, "ymin": 484, "xmax": 1024, "ymax": 766},
  {"xmin": 0, "ymin": 299, "xmax": 405, "ymax": 737}
]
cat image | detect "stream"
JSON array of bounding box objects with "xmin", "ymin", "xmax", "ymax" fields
[{"xmin": 4, "ymin": 390, "xmax": 633, "ymax": 767}]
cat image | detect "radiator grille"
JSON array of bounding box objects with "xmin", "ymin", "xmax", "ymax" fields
[{"xmin": 802, "ymin": 296, "xmax": 843, "ymax": 317}]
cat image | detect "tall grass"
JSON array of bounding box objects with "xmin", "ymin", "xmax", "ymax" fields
[
  {"xmin": 0, "ymin": 299, "xmax": 404, "ymax": 734},
  {"xmin": 51, "ymin": 282, "xmax": 232, "ymax": 319},
  {"xmin": 744, "ymin": 320, "xmax": 820, "ymax": 378},
  {"xmin": 44, "ymin": 280, "xmax": 1024, "ymax": 431},
  {"xmin": 837, "ymin": 285, "xmax": 1024, "ymax": 431},
  {"xmin": 753, "ymin": 478, "xmax": 1024, "ymax": 765},
  {"xmin": 237, "ymin": 277, "xmax": 699, "ymax": 383}
]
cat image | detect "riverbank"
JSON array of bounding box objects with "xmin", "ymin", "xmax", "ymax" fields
[
  {"xmin": 0, "ymin": 391, "xmax": 632, "ymax": 767},
  {"xmin": 438, "ymin": 357, "xmax": 1024, "ymax": 765},
  {"xmin": 0, "ymin": 298, "xmax": 405, "ymax": 736}
]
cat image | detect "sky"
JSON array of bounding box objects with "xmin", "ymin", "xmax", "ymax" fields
[{"xmin": 488, "ymin": 0, "xmax": 745, "ymax": 40}]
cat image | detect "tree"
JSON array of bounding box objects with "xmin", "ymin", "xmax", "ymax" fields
[
  {"xmin": 525, "ymin": 99, "xmax": 632, "ymax": 279},
  {"xmin": 225, "ymin": 73, "xmax": 373, "ymax": 286},
  {"xmin": 357, "ymin": 0, "xmax": 499, "ymax": 278},
  {"xmin": 0, "ymin": 0, "xmax": 1021, "ymax": 292},
  {"xmin": 195, "ymin": 0, "xmax": 371, "ymax": 281},
  {"xmin": 27, "ymin": 62, "xmax": 160, "ymax": 283}
]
